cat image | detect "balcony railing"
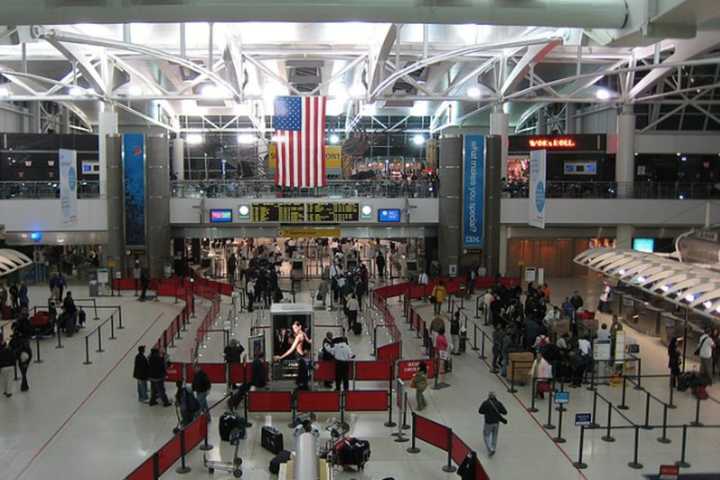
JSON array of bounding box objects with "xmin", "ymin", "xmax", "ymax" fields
[
  {"xmin": 503, "ymin": 181, "xmax": 720, "ymax": 200},
  {"xmin": 171, "ymin": 179, "xmax": 438, "ymax": 199},
  {"xmin": 0, "ymin": 181, "xmax": 101, "ymax": 199}
]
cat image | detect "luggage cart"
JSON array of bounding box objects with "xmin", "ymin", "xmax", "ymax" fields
[{"xmin": 203, "ymin": 429, "xmax": 243, "ymax": 477}]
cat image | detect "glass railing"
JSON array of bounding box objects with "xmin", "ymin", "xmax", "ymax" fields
[
  {"xmin": 0, "ymin": 181, "xmax": 101, "ymax": 199},
  {"xmin": 171, "ymin": 179, "xmax": 439, "ymax": 199},
  {"xmin": 503, "ymin": 181, "xmax": 720, "ymax": 200}
]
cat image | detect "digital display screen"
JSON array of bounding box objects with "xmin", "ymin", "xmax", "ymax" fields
[
  {"xmin": 633, "ymin": 238, "xmax": 655, "ymax": 253},
  {"xmin": 252, "ymin": 203, "xmax": 305, "ymax": 222},
  {"xmin": 307, "ymin": 203, "xmax": 359, "ymax": 222},
  {"xmin": 378, "ymin": 208, "xmax": 402, "ymax": 223},
  {"xmin": 209, "ymin": 209, "xmax": 233, "ymax": 223}
]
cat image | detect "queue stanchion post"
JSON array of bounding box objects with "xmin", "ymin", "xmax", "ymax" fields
[
  {"xmin": 55, "ymin": 325, "xmax": 63, "ymax": 349},
  {"xmin": 590, "ymin": 391, "xmax": 600, "ymax": 428},
  {"xmin": 479, "ymin": 330, "xmax": 486, "ymax": 360},
  {"xmin": 556, "ymin": 381, "xmax": 567, "ymax": 413},
  {"xmin": 402, "ymin": 393, "xmax": 410, "ymax": 430},
  {"xmin": 587, "ymin": 362, "xmax": 596, "ymax": 392},
  {"xmin": 508, "ymin": 362, "xmax": 517, "ymax": 394},
  {"xmin": 627, "ymin": 425, "xmax": 643, "ymax": 470},
  {"xmin": 475, "ymin": 297, "xmax": 480, "ymax": 320},
  {"xmin": 243, "ymin": 395, "xmax": 252, "ymax": 428},
  {"xmin": 97, "ymin": 325, "xmax": 104, "ymax": 353},
  {"xmin": 528, "ymin": 377, "xmax": 538, "ymax": 413},
  {"xmin": 690, "ymin": 396, "xmax": 703, "ymax": 427},
  {"xmin": 657, "ymin": 404, "xmax": 671, "ymax": 444},
  {"xmin": 543, "ymin": 388, "xmax": 555, "ymax": 430},
  {"xmin": 109, "ymin": 315, "xmax": 116, "ymax": 340},
  {"xmin": 34, "ymin": 337, "xmax": 43, "ymax": 364},
  {"xmin": 675, "ymin": 424, "xmax": 691, "ymax": 468},
  {"xmin": 176, "ymin": 430, "xmax": 192, "ymax": 474},
  {"xmin": 118, "ymin": 307, "xmax": 124, "ymax": 330},
  {"xmin": 573, "ymin": 425, "xmax": 588, "ymax": 470},
  {"xmin": 407, "ymin": 413, "xmax": 420, "ymax": 454},
  {"xmin": 635, "ymin": 357, "xmax": 643, "ymax": 390},
  {"xmin": 601, "ymin": 402, "xmax": 615, "ymax": 442},
  {"xmin": 668, "ymin": 376, "xmax": 676, "ymax": 409},
  {"xmin": 642, "ymin": 392, "xmax": 652, "ymax": 430},
  {"xmin": 553, "ymin": 399, "xmax": 566, "ymax": 444},
  {"xmin": 442, "ymin": 428, "xmax": 456, "ymax": 473},
  {"xmin": 199, "ymin": 413, "xmax": 214, "ymax": 451},
  {"xmin": 83, "ymin": 336, "xmax": 92, "ymax": 365},
  {"xmin": 385, "ymin": 383, "xmax": 396, "ymax": 428},
  {"xmin": 472, "ymin": 323, "xmax": 479, "ymax": 351},
  {"xmin": 618, "ymin": 375, "xmax": 629, "ymax": 410}
]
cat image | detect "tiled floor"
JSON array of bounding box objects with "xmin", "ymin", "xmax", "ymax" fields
[{"xmin": 1, "ymin": 276, "xmax": 719, "ymax": 480}]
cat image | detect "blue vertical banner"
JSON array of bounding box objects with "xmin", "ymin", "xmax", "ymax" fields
[
  {"xmin": 59, "ymin": 149, "xmax": 78, "ymax": 225},
  {"xmin": 529, "ymin": 149, "xmax": 547, "ymax": 229},
  {"xmin": 122, "ymin": 133, "xmax": 146, "ymax": 247},
  {"xmin": 463, "ymin": 135, "xmax": 485, "ymax": 248}
]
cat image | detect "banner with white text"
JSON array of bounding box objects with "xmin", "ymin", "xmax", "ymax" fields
[{"xmin": 529, "ymin": 149, "xmax": 547, "ymax": 229}]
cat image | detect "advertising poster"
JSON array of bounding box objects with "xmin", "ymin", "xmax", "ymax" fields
[
  {"xmin": 59, "ymin": 149, "xmax": 78, "ymax": 225},
  {"xmin": 529, "ymin": 149, "xmax": 547, "ymax": 229},
  {"xmin": 122, "ymin": 133, "xmax": 146, "ymax": 246},
  {"xmin": 462, "ymin": 135, "xmax": 485, "ymax": 248}
]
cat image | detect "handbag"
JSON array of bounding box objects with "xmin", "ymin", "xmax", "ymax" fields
[{"xmin": 694, "ymin": 336, "xmax": 708, "ymax": 357}]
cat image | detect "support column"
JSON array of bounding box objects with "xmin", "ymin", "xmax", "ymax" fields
[
  {"xmin": 438, "ymin": 135, "xmax": 463, "ymax": 276},
  {"xmin": 147, "ymin": 135, "xmax": 172, "ymax": 278},
  {"xmin": 484, "ymin": 136, "xmax": 502, "ymax": 278},
  {"xmin": 105, "ymin": 135, "xmax": 124, "ymax": 271},
  {"xmin": 565, "ymin": 104, "xmax": 576, "ymax": 134},
  {"xmin": 489, "ymin": 106, "xmax": 509, "ymax": 179},
  {"xmin": 616, "ymin": 105, "xmax": 635, "ymax": 199},
  {"xmin": 30, "ymin": 102, "xmax": 41, "ymax": 133},
  {"xmin": 60, "ymin": 107, "xmax": 71, "ymax": 134},
  {"xmin": 616, "ymin": 225, "xmax": 634, "ymax": 250},
  {"xmin": 98, "ymin": 110, "xmax": 119, "ymax": 198},
  {"xmin": 535, "ymin": 108, "xmax": 547, "ymax": 135},
  {"xmin": 498, "ymin": 225, "xmax": 509, "ymax": 276},
  {"xmin": 172, "ymin": 138, "xmax": 185, "ymax": 181}
]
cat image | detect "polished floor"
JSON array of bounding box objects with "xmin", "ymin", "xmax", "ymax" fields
[{"xmin": 1, "ymin": 274, "xmax": 718, "ymax": 480}]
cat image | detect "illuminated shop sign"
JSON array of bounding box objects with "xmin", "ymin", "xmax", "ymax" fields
[
  {"xmin": 529, "ymin": 137, "xmax": 576, "ymax": 149},
  {"xmin": 509, "ymin": 134, "xmax": 607, "ymax": 153}
]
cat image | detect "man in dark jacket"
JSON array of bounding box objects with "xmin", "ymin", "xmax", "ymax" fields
[
  {"xmin": 133, "ymin": 345, "xmax": 149, "ymax": 403},
  {"xmin": 191, "ymin": 364, "xmax": 212, "ymax": 420},
  {"xmin": 10, "ymin": 334, "xmax": 31, "ymax": 392},
  {"xmin": 478, "ymin": 392, "xmax": 507, "ymax": 456},
  {"xmin": 0, "ymin": 341, "xmax": 16, "ymax": 397},
  {"xmin": 148, "ymin": 348, "xmax": 171, "ymax": 407},
  {"xmin": 250, "ymin": 351, "xmax": 267, "ymax": 389},
  {"xmin": 139, "ymin": 268, "xmax": 150, "ymax": 301}
]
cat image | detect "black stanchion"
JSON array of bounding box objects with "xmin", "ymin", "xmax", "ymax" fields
[
  {"xmin": 407, "ymin": 413, "xmax": 420, "ymax": 454},
  {"xmin": 590, "ymin": 391, "xmax": 600, "ymax": 428},
  {"xmin": 479, "ymin": 330, "xmax": 486, "ymax": 360},
  {"xmin": 586, "ymin": 362, "xmax": 596, "ymax": 392},
  {"xmin": 543, "ymin": 389, "xmax": 555, "ymax": 430},
  {"xmin": 573, "ymin": 426, "xmax": 588, "ymax": 470},
  {"xmin": 176, "ymin": 430, "xmax": 192, "ymax": 474},
  {"xmin": 471, "ymin": 324, "xmax": 479, "ymax": 351},
  {"xmin": 675, "ymin": 424, "xmax": 691, "ymax": 468},
  {"xmin": 668, "ymin": 377, "xmax": 676, "ymax": 409},
  {"xmin": 55, "ymin": 327, "xmax": 63, "ymax": 349},
  {"xmin": 634, "ymin": 358, "xmax": 642, "ymax": 390},
  {"xmin": 690, "ymin": 396, "xmax": 703, "ymax": 427},
  {"xmin": 199, "ymin": 415, "xmax": 214, "ymax": 451},
  {"xmin": 109, "ymin": 315, "xmax": 116, "ymax": 340},
  {"xmin": 96, "ymin": 326, "xmax": 104, "ymax": 353},
  {"xmin": 643, "ymin": 392, "xmax": 652, "ymax": 430},
  {"xmin": 83, "ymin": 336, "xmax": 92, "ymax": 365},
  {"xmin": 553, "ymin": 402, "xmax": 566, "ymax": 444},
  {"xmin": 618, "ymin": 375, "xmax": 629, "ymax": 410},
  {"xmin": 601, "ymin": 402, "xmax": 615, "ymax": 442},
  {"xmin": 34, "ymin": 337, "xmax": 43, "ymax": 364},
  {"xmin": 385, "ymin": 385, "xmax": 396, "ymax": 428},
  {"xmin": 527, "ymin": 377, "xmax": 538, "ymax": 413},
  {"xmin": 475, "ymin": 297, "xmax": 480, "ymax": 320},
  {"xmin": 508, "ymin": 364, "xmax": 517, "ymax": 394},
  {"xmin": 117, "ymin": 307, "xmax": 124, "ymax": 330},
  {"xmin": 657, "ymin": 404, "xmax": 671, "ymax": 444},
  {"xmin": 243, "ymin": 396, "xmax": 252, "ymax": 428},
  {"xmin": 442, "ymin": 428, "xmax": 456, "ymax": 473},
  {"xmin": 627, "ymin": 425, "xmax": 643, "ymax": 470}
]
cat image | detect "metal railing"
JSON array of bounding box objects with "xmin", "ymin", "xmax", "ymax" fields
[
  {"xmin": 0, "ymin": 181, "xmax": 101, "ymax": 199},
  {"xmin": 171, "ymin": 178, "xmax": 437, "ymax": 199},
  {"xmin": 503, "ymin": 181, "xmax": 720, "ymax": 200}
]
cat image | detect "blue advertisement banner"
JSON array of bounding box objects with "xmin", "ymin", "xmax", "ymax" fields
[
  {"xmin": 463, "ymin": 135, "xmax": 485, "ymax": 248},
  {"xmin": 122, "ymin": 133, "xmax": 146, "ymax": 247}
]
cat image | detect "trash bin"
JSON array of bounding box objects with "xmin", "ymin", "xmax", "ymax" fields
[{"xmin": 89, "ymin": 280, "xmax": 99, "ymax": 297}]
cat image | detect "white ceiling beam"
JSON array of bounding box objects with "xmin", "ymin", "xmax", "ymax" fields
[
  {"xmin": 41, "ymin": 35, "xmax": 108, "ymax": 95},
  {"xmin": 500, "ymin": 39, "xmax": 561, "ymax": 96}
]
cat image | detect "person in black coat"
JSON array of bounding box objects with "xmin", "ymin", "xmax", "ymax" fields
[
  {"xmin": 0, "ymin": 341, "xmax": 16, "ymax": 397},
  {"xmin": 191, "ymin": 365, "xmax": 212, "ymax": 420},
  {"xmin": 139, "ymin": 268, "xmax": 150, "ymax": 301},
  {"xmin": 250, "ymin": 351, "xmax": 267, "ymax": 389},
  {"xmin": 133, "ymin": 345, "xmax": 150, "ymax": 403},
  {"xmin": 148, "ymin": 348, "xmax": 171, "ymax": 407},
  {"xmin": 10, "ymin": 334, "xmax": 31, "ymax": 392}
]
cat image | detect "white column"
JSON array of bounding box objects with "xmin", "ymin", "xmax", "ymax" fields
[
  {"xmin": 490, "ymin": 106, "xmax": 509, "ymax": 179},
  {"xmin": 565, "ymin": 103, "xmax": 576, "ymax": 134},
  {"xmin": 616, "ymin": 105, "xmax": 635, "ymax": 198},
  {"xmin": 173, "ymin": 138, "xmax": 185, "ymax": 181},
  {"xmin": 498, "ymin": 225, "xmax": 508, "ymax": 276},
  {"xmin": 98, "ymin": 110, "xmax": 119, "ymax": 198},
  {"xmin": 616, "ymin": 225, "xmax": 634, "ymax": 250},
  {"xmin": 535, "ymin": 108, "xmax": 547, "ymax": 135}
]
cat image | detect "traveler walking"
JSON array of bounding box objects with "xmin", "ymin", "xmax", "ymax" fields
[
  {"xmin": 697, "ymin": 328, "xmax": 715, "ymax": 385},
  {"xmin": 148, "ymin": 348, "xmax": 172, "ymax": 407},
  {"xmin": 0, "ymin": 340, "xmax": 15, "ymax": 397},
  {"xmin": 668, "ymin": 336, "xmax": 682, "ymax": 389},
  {"xmin": 328, "ymin": 337, "xmax": 355, "ymax": 391},
  {"xmin": 133, "ymin": 345, "xmax": 150, "ymax": 403},
  {"xmin": 410, "ymin": 362, "xmax": 428, "ymax": 411},
  {"xmin": 478, "ymin": 392, "xmax": 507, "ymax": 456},
  {"xmin": 431, "ymin": 281, "xmax": 447, "ymax": 315},
  {"xmin": 10, "ymin": 334, "xmax": 32, "ymax": 392},
  {"xmin": 191, "ymin": 364, "xmax": 212, "ymax": 421}
]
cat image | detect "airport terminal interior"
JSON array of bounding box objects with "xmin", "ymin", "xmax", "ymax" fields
[{"xmin": 2, "ymin": 1, "xmax": 720, "ymax": 479}]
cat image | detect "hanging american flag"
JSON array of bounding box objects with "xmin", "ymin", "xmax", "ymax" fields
[{"xmin": 272, "ymin": 96, "xmax": 327, "ymax": 188}]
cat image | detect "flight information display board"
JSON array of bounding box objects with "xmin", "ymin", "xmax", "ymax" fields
[
  {"xmin": 307, "ymin": 203, "xmax": 359, "ymax": 222},
  {"xmin": 251, "ymin": 203, "xmax": 305, "ymax": 222}
]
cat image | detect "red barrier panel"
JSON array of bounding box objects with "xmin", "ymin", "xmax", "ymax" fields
[
  {"xmin": 187, "ymin": 363, "xmax": 226, "ymax": 384},
  {"xmin": 126, "ymin": 458, "xmax": 154, "ymax": 480},
  {"xmin": 415, "ymin": 414, "xmax": 451, "ymax": 451},
  {"xmin": 297, "ymin": 390, "xmax": 341, "ymax": 413},
  {"xmin": 397, "ymin": 359, "xmax": 437, "ymax": 380},
  {"xmin": 314, "ymin": 361, "xmax": 336, "ymax": 382},
  {"xmin": 344, "ymin": 390, "xmax": 388, "ymax": 412},
  {"xmin": 157, "ymin": 434, "xmax": 182, "ymax": 475},
  {"xmin": 185, "ymin": 413, "xmax": 208, "ymax": 450},
  {"xmin": 229, "ymin": 363, "xmax": 247, "ymax": 384},
  {"xmin": 475, "ymin": 458, "xmax": 490, "ymax": 480},
  {"xmin": 451, "ymin": 433, "xmax": 472, "ymax": 466},
  {"xmin": 248, "ymin": 391, "xmax": 293, "ymax": 412},
  {"xmin": 377, "ymin": 341, "xmax": 401, "ymax": 363},
  {"xmin": 354, "ymin": 360, "xmax": 392, "ymax": 381},
  {"xmin": 112, "ymin": 278, "xmax": 136, "ymax": 290},
  {"xmin": 166, "ymin": 362, "xmax": 184, "ymax": 382}
]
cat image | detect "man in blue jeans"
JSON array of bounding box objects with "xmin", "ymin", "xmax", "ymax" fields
[
  {"xmin": 133, "ymin": 345, "xmax": 149, "ymax": 402},
  {"xmin": 191, "ymin": 363, "xmax": 212, "ymax": 421},
  {"xmin": 478, "ymin": 392, "xmax": 508, "ymax": 457}
]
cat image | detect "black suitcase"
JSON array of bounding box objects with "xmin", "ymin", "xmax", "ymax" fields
[
  {"xmin": 261, "ymin": 426, "xmax": 284, "ymax": 454},
  {"xmin": 269, "ymin": 450, "xmax": 291, "ymax": 474},
  {"xmin": 352, "ymin": 322, "xmax": 362, "ymax": 335},
  {"xmin": 339, "ymin": 438, "xmax": 370, "ymax": 468},
  {"xmin": 219, "ymin": 412, "xmax": 246, "ymax": 442}
]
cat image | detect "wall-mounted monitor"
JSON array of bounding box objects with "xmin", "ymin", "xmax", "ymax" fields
[
  {"xmin": 632, "ymin": 238, "xmax": 655, "ymax": 253},
  {"xmin": 378, "ymin": 208, "xmax": 402, "ymax": 223},
  {"xmin": 209, "ymin": 209, "xmax": 233, "ymax": 223}
]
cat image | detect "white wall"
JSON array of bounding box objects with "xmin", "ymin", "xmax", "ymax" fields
[
  {"xmin": 0, "ymin": 107, "xmax": 28, "ymax": 132},
  {"xmin": 501, "ymin": 198, "xmax": 720, "ymax": 227},
  {"xmin": 635, "ymin": 132, "xmax": 720, "ymax": 154},
  {"xmin": 0, "ymin": 199, "xmax": 107, "ymax": 232},
  {"xmin": 170, "ymin": 197, "xmax": 440, "ymax": 225}
]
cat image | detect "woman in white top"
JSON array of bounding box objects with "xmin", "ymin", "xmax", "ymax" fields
[{"xmin": 533, "ymin": 354, "xmax": 553, "ymax": 399}]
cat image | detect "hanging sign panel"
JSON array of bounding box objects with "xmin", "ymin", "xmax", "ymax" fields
[
  {"xmin": 122, "ymin": 133, "xmax": 146, "ymax": 246},
  {"xmin": 462, "ymin": 135, "xmax": 485, "ymax": 248},
  {"xmin": 529, "ymin": 149, "xmax": 547, "ymax": 229},
  {"xmin": 59, "ymin": 149, "xmax": 78, "ymax": 225}
]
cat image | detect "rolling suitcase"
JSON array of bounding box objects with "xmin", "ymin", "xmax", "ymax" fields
[
  {"xmin": 352, "ymin": 322, "xmax": 362, "ymax": 335},
  {"xmin": 261, "ymin": 426, "xmax": 284, "ymax": 454},
  {"xmin": 269, "ymin": 450, "xmax": 291, "ymax": 474},
  {"xmin": 219, "ymin": 411, "xmax": 246, "ymax": 442},
  {"xmin": 336, "ymin": 437, "xmax": 370, "ymax": 470}
]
